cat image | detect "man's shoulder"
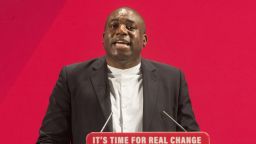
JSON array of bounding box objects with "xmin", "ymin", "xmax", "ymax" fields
[
  {"xmin": 143, "ymin": 58, "xmax": 181, "ymax": 74},
  {"xmin": 143, "ymin": 59, "xmax": 184, "ymax": 83},
  {"xmin": 63, "ymin": 57, "xmax": 105, "ymax": 74}
]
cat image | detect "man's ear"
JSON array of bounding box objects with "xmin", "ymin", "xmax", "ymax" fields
[
  {"xmin": 102, "ymin": 32, "xmax": 105, "ymax": 44},
  {"xmin": 143, "ymin": 33, "xmax": 148, "ymax": 47}
]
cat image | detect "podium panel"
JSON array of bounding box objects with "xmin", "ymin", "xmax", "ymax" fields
[{"xmin": 86, "ymin": 132, "xmax": 209, "ymax": 144}]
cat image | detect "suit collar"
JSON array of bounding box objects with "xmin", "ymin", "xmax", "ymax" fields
[
  {"xmin": 91, "ymin": 56, "xmax": 106, "ymax": 70},
  {"xmin": 141, "ymin": 59, "xmax": 157, "ymax": 72}
]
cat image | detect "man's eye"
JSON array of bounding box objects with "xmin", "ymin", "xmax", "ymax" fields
[
  {"xmin": 126, "ymin": 26, "xmax": 135, "ymax": 31},
  {"xmin": 110, "ymin": 23, "xmax": 119, "ymax": 29}
]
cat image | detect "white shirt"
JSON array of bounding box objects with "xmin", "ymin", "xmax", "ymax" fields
[{"xmin": 107, "ymin": 63, "xmax": 143, "ymax": 132}]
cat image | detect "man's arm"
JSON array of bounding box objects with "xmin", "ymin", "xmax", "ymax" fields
[
  {"xmin": 37, "ymin": 67, "xmax": 71, "ymax": 144},
  {"xmin": 177, "ymin": 71, "xmax": 200, "ymax": 131}
]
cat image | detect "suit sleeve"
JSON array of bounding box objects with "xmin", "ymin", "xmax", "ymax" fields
[
  {"xmin": 177, "ymin": 71, "xmax": 200, "ymax": 131},
  {"xmin": 37, "ymin": 67, "xmax": 71, "ymax": 144}
]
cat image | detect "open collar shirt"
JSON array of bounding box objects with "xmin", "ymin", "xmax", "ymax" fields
[{"xmin": 107, "ymin": 63, "xmax": 143, "ymax": 132}]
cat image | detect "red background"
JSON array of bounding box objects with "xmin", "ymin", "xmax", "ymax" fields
[{"xmin": 0, "ymin": 0, "xmax": 256, "ymax": 143}]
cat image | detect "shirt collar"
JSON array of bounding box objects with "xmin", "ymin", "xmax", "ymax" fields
[{"xmin": 107, "ymin": 63, "xmax": 141, "ymax": 75}]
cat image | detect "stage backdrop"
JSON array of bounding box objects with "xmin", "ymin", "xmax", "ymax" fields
[{"xmin": 0, "ymin": 0, "xmax": 256, "ymax": 143}]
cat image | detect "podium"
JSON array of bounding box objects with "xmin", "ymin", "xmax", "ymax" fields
[{"xmin": 86, "ymin": 132, "xmax": 210, "ymax": 144}]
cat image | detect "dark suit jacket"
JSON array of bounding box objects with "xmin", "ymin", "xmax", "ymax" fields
[{"xmin": 37, "ymin": 57, "xmax": 199, "ymax": 144}]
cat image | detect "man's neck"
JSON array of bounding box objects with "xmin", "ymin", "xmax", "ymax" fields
[{"xmin": 106, "ymin": 57, "xmax": 141, "ymax": 69}]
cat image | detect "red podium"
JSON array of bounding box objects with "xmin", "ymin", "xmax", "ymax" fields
[{"xmin": 86, "ymin": 132, "xmax": 210, "ymax": 144}]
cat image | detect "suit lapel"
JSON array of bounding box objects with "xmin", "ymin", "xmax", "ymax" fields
[
  {"xmin": 142, "ymin": 59, "xmax": 159, "ymax": 131},
  {"xmin": 90, "ymin": 57, "xmax": 112, "ymax": 131}
]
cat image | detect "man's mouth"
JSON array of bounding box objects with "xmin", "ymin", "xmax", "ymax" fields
[{"xmin": 112, "ymin": 40, "xmax": 130, "ymax": 46}]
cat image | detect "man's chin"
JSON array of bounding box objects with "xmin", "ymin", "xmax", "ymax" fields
[
  {"xmin": 113, "ymin": 54, "xmax": 131, "ymax": 61},
  {"xmin": 106, "ymin": 52, "xmax": 132, "ymax": 62}
]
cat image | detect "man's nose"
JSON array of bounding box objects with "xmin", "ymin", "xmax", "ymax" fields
[{"xmin": 116, "ymin": 24, "xmax": 128, "ymax": 35}]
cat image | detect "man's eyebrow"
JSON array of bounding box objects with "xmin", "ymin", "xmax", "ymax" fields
[
  {"xmin": 109, "ymin": 18, "xmax": 136, "ymax": 24},
  {"xmin": 126, "ymin": 19, "xmax": 136, "ymax": 25},
  {"xmin": 109, "ymin": 19, "xmax": 119, "ymax": 23}
]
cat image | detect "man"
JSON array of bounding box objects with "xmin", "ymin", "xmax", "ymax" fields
[{"xmin": 37, "ymin": 7, "xmax": 199, "ymax": 144}]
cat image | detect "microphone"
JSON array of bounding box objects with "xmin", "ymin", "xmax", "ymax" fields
[
  {"xmin": 162, "ymin": 111, "xmax": 187, "ymax": 132},
  {"xmin": 100, "ymin": 112, "xmax": 113, "ymax": 132}
]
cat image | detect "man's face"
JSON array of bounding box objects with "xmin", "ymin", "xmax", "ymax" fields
[{"xmin": 103, "ymin": 8, "xmax": 147, "ymax": 64}]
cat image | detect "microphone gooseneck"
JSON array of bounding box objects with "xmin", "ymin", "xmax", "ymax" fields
[
  {"xmin": 162, "ymin": 110, "xmax": 187, "ymax": 132},
  {"xmin": 100, "ymin": 112, "xmax": 113, "ymax": 132}
]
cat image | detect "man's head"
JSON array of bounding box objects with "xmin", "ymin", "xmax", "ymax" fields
[{"xmin": 103, "ymin": 7, "xmax": 147, "ymax": 69}]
